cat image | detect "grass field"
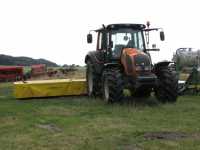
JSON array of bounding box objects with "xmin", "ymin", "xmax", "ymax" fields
[{"xmin": 0, "ymin": 83, "xmax": 200, "ymax": 150}]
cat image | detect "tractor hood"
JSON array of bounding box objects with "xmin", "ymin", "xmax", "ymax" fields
[{"xmin": 121, "ymin": 48, "xmax": 151, "ymax": 76}]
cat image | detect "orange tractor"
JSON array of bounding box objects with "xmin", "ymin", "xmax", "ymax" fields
[{"xmin": 85, "ymin": 23, "xmax": 178, "ymax": 103}]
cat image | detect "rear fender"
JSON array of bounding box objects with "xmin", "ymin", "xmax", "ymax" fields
[
  {"xmin": 85, "ymin": 51, "xmax": 103, "ymax": 74},
  {"xmin": 85, "ymin": 51, "xmax": 98, "ymax": 64},
  {"xmin": 103, "ymin": 63, "xmax": 120, "ymax": 68}
]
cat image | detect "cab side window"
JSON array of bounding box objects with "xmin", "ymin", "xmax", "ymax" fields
[{"xmin": 97, "ymin": 32, "xmax": 107, "ymax": 50}]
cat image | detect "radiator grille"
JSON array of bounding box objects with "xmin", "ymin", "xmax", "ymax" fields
[{"xmin": 134, "ymin": 54, "xmax": 151, "ymax": 67}]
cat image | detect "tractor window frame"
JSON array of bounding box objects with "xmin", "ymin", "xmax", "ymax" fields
[
  {"xmin": 110, "ymin": 29, "xmax": 146, "ymax": 59},
  {"xmin": 97, "ymin": 31, "xmax": 107, "ymax": 51}
]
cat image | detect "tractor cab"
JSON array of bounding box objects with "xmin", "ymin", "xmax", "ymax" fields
[{"xmin": 87, "ymin": 23, "xmax": 164, "ymax": 61}]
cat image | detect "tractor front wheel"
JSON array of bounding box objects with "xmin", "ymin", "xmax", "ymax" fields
[
  {"xmin": 102, "ymin": 69, "xmax": 124, "ymax": 103},
  {"xmin": 154, "ymin": 67, "xmax": 178, "ymax": 103}
]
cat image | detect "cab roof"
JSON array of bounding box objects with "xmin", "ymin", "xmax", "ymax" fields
[{"xmin": 95, "ymin": 24, "xmax": 146, "ymax": 32}]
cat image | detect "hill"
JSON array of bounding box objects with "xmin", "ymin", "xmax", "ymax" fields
[{"xmin": 0, "ymin": 54, "xmax": 58, "ymax": 67}]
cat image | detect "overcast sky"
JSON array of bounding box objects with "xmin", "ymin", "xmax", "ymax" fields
[{"xmin": 0, "ymin": 0, "xmax": 199, "ymax": 65}]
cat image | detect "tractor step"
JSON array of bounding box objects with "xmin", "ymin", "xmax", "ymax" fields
[{"xmin": 14, "ymin": 79, "xmax": 87, "ymax": 99}]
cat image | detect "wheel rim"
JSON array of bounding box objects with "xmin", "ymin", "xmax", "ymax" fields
[
  {"xmin": 88, "ymin": 66, "xmax": 93, "ymax": 95},
  {"xmin": 104, "ymin": 78, "xmax": 109, "ymax": 102}
]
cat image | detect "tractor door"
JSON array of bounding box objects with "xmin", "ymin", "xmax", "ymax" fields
[{"xmin": 96, "ymin": 31, "xmax": 108, "ymax": 62}]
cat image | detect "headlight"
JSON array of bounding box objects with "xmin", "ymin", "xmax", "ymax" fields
[
  {"xmin": 135, "ymin": 65, "xmax": 151, "ymax": 71},
  {"xmin": 144, "ymin": 66, "xmax": 151, "ymax": 71},
  {"xmin": 135, "ymin": 66, "xmax": 142, "ymax": 71}
]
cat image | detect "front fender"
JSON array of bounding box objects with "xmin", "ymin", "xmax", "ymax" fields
[{"xmin": 153, "ymin": 61, "xmax": 172, "ymax": 72}]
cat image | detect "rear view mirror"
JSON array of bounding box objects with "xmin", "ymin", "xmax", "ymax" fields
[
  {"xmin": 124, "ymin": 35, "xmax": 128, "ymax": 41},
  {"xmin": 152, "ymin": 44, "xmax": 157, "ymax": 49},
  {"xmin": 160, "ymin": 31, "xmax": 165, "ymax": 41},
  {"xmin": 87, "ymin": 34, "xmax": 93, "ymax": 43}
]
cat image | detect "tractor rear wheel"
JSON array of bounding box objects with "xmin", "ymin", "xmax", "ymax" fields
[
  {"xmin": 154, "ymin": 67, "xmax": 178, "ymax": 103},
  {"xmin": 102, "ymin": 69, "xmax": 124, "ymax": 103},
  {"xmin": 86, "ymin": 61, "xmax": 100, "ymax": 97}
]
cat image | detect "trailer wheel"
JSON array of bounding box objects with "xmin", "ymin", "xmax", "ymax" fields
[{"xmin": 155, "ymin": 67, "xmax": 178, "ymax": 103}]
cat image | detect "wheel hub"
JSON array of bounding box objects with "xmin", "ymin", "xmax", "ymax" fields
[
  {"xmin": 104, "ymin": 78, "xmax": 109, "ymax": 101},
  {"xmin": 88, "ymin": 68, "xmax": 93, "ymax": 95}
]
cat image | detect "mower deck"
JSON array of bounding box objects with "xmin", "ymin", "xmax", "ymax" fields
[{"xmin": 14, "ymin": 79, "xmax": 87, "ymax": 99}]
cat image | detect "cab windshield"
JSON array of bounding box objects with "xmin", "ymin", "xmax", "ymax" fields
[{"xmin": 111, "ymin": 29, "xmax": 145, "ymax": 58}]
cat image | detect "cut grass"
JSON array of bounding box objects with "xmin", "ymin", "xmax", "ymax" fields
[{"xmin": 0, "ymin": 82, "xmax": 200, "ymax": 150}]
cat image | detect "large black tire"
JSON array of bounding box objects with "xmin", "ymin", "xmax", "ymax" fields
[
  {"xmin": 154, "ymin": 67, "xmax": 178, "ymax": 103},
  {"xmin": 102, "ymin": 69, "xmax": 124, "ymax": 103},
  {"xmin": 86, "ymin": 61, "xmax": 100, "ymax": 97}
]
